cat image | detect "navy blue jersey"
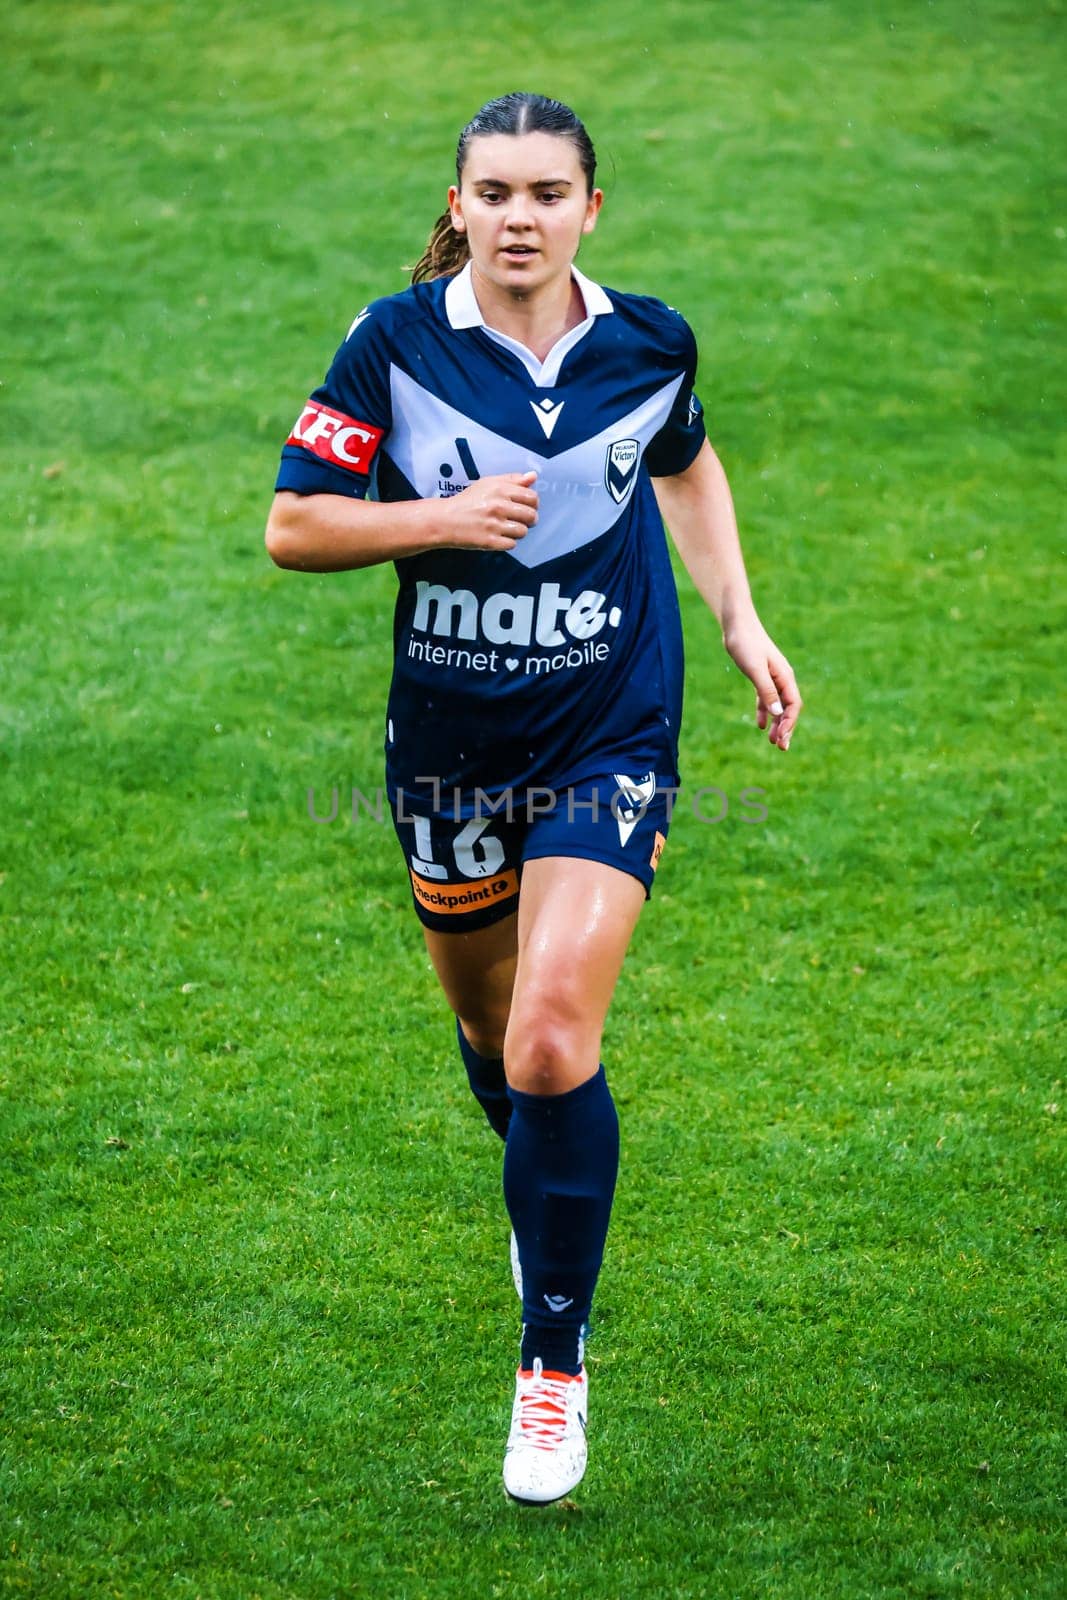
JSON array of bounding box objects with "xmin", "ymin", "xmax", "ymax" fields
[{"xmin": 276, "ymin": 264, "xmax": 706, "ymax": 810}]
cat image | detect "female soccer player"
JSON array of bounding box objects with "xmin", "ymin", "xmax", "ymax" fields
[{"xmin": 266, "ymin": 92, "xmax": 801, "ymax": 1505}]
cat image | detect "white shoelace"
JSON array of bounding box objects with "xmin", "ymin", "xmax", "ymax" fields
[{"xmin": 516, "ymin": 1360, "xmax": 581, "ymax": 1451}]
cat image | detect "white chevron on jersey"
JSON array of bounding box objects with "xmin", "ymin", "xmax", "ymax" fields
[{"xmin": 387, "ymin": 365, "xmax": 685, "ymax": 570}]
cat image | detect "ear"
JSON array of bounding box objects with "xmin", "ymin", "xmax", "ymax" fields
[
  {"xmin": 447, "ymin": 184, "xmax": 466, "ymax": 233},
  {"xmin": 581, "ymin": 187, "xmax": 604, "ymax": 236}
]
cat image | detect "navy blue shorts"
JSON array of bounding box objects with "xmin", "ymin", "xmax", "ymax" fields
[{"xmin": 388, "ymin": 771, "xmax": 675, "ymax": 932}]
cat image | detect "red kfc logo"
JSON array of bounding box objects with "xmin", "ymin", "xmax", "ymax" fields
[{"xmin": 286, "ymin": 402, "xmax": 383, "ymax": 475}]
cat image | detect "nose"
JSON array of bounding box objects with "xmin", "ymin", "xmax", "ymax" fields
[{"xmin": 503, "ymin": 196, "xmax": 535, "ymax": 231}]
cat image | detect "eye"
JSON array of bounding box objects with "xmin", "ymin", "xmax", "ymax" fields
[
  {"xmin": 539, "ymin": 191, "xmax": 563, "ymax": 204},
  {"xmin": 480, "ymin": 191, "xmax": 503, "ymax": 204}
]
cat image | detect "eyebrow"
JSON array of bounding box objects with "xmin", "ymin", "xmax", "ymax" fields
[{"xmin": 470, "ymin": 177, "xmax": 574, "ymax": 189}]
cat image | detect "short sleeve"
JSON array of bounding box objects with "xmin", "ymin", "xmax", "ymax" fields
[
  {"xmin": 275, "ymin": 304, "xmax": 394, "ymax": 500},
  {"xmin": 643, "ymin": 315, "xmax": 706, "ymax": 478}
]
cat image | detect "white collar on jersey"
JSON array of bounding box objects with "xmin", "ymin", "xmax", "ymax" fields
[{"xmin": 444, "ymin": 260, "xmax": 613, "ymax": 388}]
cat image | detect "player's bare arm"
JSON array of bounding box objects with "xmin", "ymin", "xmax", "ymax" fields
[
  {"xmin": 652, "ymin": 439, "xmax": 802, "ymax": 751},
  {"xmin": 265, "ymin": 471, "xmax": 539, "ymax": 571}
]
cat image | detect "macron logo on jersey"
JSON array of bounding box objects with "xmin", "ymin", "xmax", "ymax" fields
[
  {"xmin": 530, "ymin": 398, "xmax": 565, "ymax": 439},
  {"xmin": 286, "ymin": 401, "xmax": 383, "ymax": 475}
]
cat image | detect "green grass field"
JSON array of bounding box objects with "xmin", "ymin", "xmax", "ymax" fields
[{"xmin": 2, "ymin": 1, "xmax": 1064, "ymax": 1595}]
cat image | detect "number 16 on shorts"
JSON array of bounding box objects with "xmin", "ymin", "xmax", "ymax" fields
[
  {"xmin": 388, "ymin": 774, "xmax": 673, "ymax": 933},
  {"xmin": 397, "ymin": 810, "xmax": 522, "ymax": 930}
]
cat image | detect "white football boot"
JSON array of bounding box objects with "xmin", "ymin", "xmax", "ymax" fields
[
  {"xmin": 502, "ymin": 1357, "xmax": 589, "ymax": 1505},
  {"xmin": 509, "ymin": 1228, "xmax": 523, "ymax": 1300}
]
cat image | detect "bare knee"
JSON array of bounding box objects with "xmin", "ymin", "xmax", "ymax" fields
[
  {"xmin": 504, "ymin": 1008, "xmax": 600, "ymax": 1095},
  {"xmin": 458, "ymin": 1004, "xmax": 510, "ymax": 1061}
]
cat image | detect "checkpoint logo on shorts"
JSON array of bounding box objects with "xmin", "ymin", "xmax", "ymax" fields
[
  {"xmin": 410, "ymin": 867, "xmax": 519, "ymax": 916},
  {"xmin": 286, "ymin": 401, "xmax": 384, "ymax": 475}
]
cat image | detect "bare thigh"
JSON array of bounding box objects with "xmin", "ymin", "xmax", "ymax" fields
[
  {"xmin": 423, "ymin": 912, "xmax": 518, "ymax": 1059},
  {"xmin": 504, "ymin": 856, "xmax": 646, "ymax": 1095},
  {"xmin": 422, "ymin": 856, "xmax": 646, "ymax": 1090}
]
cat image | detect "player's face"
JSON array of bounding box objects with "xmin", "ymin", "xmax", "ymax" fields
[{"xmin": 448, "ymin": 132, "xmax": 603, "ymax": 298}]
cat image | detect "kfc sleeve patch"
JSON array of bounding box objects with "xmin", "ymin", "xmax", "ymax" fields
[{"xmin": 286, "ymin": 401, "xmax": 384, "ymax": 475}]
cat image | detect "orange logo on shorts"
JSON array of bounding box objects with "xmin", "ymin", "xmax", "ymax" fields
[
  {"xmin": 649, "ymin": 831, "xmax": 666, "ymax": 872},
  {"xmin": 410, "ymin": 868, "xmax": 519, "ymax": 915}
]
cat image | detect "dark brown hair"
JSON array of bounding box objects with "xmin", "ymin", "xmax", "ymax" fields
[{"xmin": 410, "ymin": 92, "xmax": 597, "ymax": 284}]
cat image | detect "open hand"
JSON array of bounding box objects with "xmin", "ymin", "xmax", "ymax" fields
[{"xmin": 723, "ymin": 614, "xmax": 802, "ymax": 751}]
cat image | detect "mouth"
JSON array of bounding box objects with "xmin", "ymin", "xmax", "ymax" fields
[{"xmin": 501, "ymin": 245, "xmax": 538, "ymax": 259}]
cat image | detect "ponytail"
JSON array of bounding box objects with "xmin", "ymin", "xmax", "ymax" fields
[{"xmin": 410, "ymin": 210, "xmax": 470, "ymax": 284}]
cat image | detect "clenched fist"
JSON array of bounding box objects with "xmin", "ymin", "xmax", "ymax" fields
[{"xmin": 435, "ymin": 472, "xmax": 539, "ymax": 552}]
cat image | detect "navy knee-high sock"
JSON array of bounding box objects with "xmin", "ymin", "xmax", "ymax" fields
[
  {"xmin": 503, "ymin": 1066, "xmax": 620, "ymax": 1376},
  {"xmin": 455, "ymin": 1018, "xmax": 511, "ymax": 1141}
]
